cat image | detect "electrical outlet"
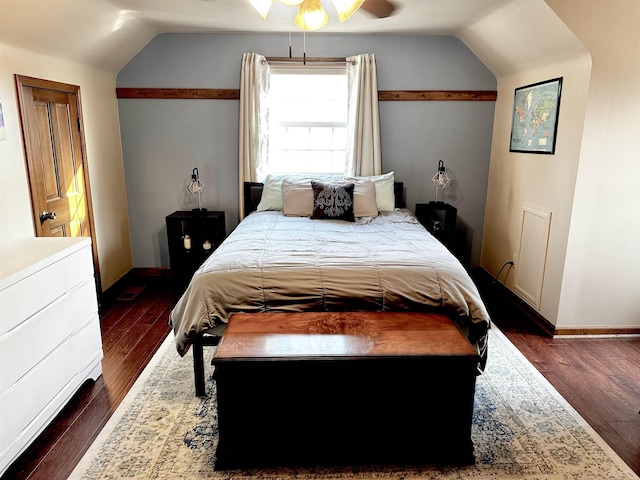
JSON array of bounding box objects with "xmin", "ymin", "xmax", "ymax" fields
[{"xmin": 512, "ymin": 252, "xmax": 518, "ymax": 265}]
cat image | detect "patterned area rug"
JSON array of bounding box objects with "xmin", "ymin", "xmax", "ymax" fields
[{"xmin": 70, "ymin": 327, "xmax": 638, "ymax": 480}]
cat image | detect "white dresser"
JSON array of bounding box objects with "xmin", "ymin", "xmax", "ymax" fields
[{"xmin": 0, "ymin": 237, "xmax": 103, "ymax": 475}]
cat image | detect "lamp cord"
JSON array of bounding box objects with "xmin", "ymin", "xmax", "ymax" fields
[{"xmin": 494, "ymin": 261, "xmax": 514, "ymax": 284}]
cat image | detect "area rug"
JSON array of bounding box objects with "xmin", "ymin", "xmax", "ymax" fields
[{"xmin": 69, "ymin": 326, "xmax": 638, "ymax": 480}]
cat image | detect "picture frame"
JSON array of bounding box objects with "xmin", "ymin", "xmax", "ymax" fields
[{"xmin": 509, "ymin": 77, "xmax": 562, "ymax": 154}]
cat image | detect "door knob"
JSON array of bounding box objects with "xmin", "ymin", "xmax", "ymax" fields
[{"xmin": 40, "ymin": 211, "xmax": 57, "ymax": 224}]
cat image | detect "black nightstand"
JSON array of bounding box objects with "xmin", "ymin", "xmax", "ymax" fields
[
  {"xmin": 166, "ymin": 211, "xmax": 226, "ymax": 292},
  {"xmin": 415, "ymin": 202, "xmax": 457, "ymax": 251}
]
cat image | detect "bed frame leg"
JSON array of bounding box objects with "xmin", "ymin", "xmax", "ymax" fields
[
  {"xmin": 193, "ymin": 337, "xmax": 206, "ymax": 396},
  {"xmin": 193, "ymin": 333, "xmax": 223, "ymax": 396}
]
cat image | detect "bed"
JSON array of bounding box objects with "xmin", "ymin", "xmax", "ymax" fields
[{"xmin": 169, "ymin": 175, "xmax": 491, "ymax": 396}]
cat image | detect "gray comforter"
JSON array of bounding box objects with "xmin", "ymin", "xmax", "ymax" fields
[{"xmin": 169, "ymin": 210, "xmax": 491, "ymax": 369}]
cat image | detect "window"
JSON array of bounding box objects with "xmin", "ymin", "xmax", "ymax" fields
[{"xmin": 266, "ymin": 68, "xmax": 347, "ymax": 175}]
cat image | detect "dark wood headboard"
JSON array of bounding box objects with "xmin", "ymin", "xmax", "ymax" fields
[{"xmin": 244, "ymin": 181, "xmax": 405, "ymax": 218}]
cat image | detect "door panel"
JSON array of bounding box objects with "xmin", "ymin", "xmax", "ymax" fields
[
  {"xmin": 30, "ymin": 89, "xmax": 83, "ymax": 238},
  {"xmin": 15, "ymin": 75, "xmax": 101, "ymax": 293}
]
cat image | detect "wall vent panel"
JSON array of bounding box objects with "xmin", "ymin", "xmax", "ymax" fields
[{"xmin": 514, "ymin": 205, "xmax": 552, "ymax": 310}]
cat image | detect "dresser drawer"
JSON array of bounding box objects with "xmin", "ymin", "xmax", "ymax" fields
[
  {"xmin": 0, "ymin": 245, "xmax": 94, "ymax": 336},
  {"xmin": 0, "ymin": 318, "xmax": 102, "ymax": 459},
  {"xmin": 0, "ymin": 278, "xmax": 98, "ymax": 393}
]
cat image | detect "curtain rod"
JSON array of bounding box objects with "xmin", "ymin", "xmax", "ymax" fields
[{"xmin": 264, "ymin": 56, "xmax": 355, "ymax": 66}]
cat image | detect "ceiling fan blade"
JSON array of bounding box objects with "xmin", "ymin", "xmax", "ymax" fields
[{"xmin": 360, "ymin": 0, "xmax": 396, "ymax": 18}]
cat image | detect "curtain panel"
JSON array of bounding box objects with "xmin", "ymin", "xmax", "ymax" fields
[
  {"xmin": 346, "ymin": 53, "xmax": 382, "ymax": 177},
  {"xmin": 238, "ymin": 52, "xmax": 269, "ymax": 219}
]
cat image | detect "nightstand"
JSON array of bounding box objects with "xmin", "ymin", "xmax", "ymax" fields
[
  {"xmin": 415, "ymin": 202, "xmax": 457, "ymax": 251},
  {"xmin": 166, "ymin": 211, "xmax": 226, "ymax": 292}
]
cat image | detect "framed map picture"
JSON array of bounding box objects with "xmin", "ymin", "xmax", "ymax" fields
[{"xmin": 510, "ymin": 77, "xmax": 562, "ymax": 154}]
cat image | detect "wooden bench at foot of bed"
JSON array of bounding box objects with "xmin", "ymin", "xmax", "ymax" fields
[{"xmin": 211, "ymin": 311, "xmax": 481, "ymax": 468}]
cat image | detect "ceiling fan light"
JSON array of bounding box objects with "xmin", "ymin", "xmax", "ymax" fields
[
  {"xmin": 295, "ymin": 0, "xmax": 328, "ymax": 31},
  {"xmin": 249, "ymin": 0, "xmax": 274, "ymax": 19},
  {"xmin": 331, "ymin": 0, "xmax": 365, "ymax": 22}
]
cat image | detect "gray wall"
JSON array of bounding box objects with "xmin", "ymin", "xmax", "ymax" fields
[{"xmin": 117, "ymin": 32, "xmax": 496, "ymax": 267}]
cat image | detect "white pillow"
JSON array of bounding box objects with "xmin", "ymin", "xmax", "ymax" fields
[
  {"xmin": 256, "ymin": 174, "xmax": 288, "ymax": 211},
  {"xmin": 256, "ymin": 173, "xmax": 343, "ymax": 212},
  {"xmin": 351, "ymin": 180, "xmax": 378, "ymax": 218},
  {"xmin": 282, "ymin": 179, "xmax": 314, "ymax": 216},
  {"xmin": 347, "ymin": 171, "xmax": 395, "ymax": 211}
]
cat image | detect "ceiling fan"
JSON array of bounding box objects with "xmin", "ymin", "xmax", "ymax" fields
[
  {"xmin": 359, "ymin": 0, "xmax": 397, "ymax": 19},
  {"xmin": 249, "ymin": 0, "xmax": 397, "ymax": 31}
]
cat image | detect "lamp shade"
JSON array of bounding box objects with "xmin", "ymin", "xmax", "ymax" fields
[
  {"xmin": 295, "ymin": 0, "xmax": 328, "ymax": 30},
  {"xmin": 431, "ymin": 160, "xmax": 451, "ymax": 202},
  {"xmin": 187, "ymin": 167, "xmax": 206, "ymax": 212},
  {"xmin": 248, "ymin": 0, "xmax": 274, "ymax": 19},
  {"xmin": 332, "ymin": 0, "xmax": 365, "ymax": 22}
]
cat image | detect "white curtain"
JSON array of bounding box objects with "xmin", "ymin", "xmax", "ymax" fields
[
  {"xmin": 238, "ymin": 52, "xmax": 269, "ymax": 219},
  {"xmin": 345, "ymin": 53, "xmax": 382, "ymax": 177}
]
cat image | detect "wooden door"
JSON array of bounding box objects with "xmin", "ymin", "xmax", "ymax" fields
[{"xmin": 15, "ymin": 75, "xmax": 101, "ymax": 291}]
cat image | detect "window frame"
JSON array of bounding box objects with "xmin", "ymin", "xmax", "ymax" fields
[{"xmin": 265, "ymin": 65, "xmax": 348, "ymax": 176}]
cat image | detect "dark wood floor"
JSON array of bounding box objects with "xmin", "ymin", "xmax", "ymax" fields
[
  {"xmin": 3, "ymin": 268, "xmax": 639, "ymax": 479},
  {"xmin": 474, "ymin": 270, "xmax": 640, "ymax": 477}
]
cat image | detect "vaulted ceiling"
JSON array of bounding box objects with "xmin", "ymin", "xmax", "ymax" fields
[
  {"xmin": 1, "ymin": 0, "xmax": 586, "ymax": 76},
  {"xmin": 105, "ymin": 0, "xmax": 514, "ymax": 34}
]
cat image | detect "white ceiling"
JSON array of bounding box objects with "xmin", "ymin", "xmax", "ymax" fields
[
  {"xmin": 2, "ymin": 0, "xmax": 587, "ymax": 77},
  {"xmin": 106, "ymin": 0, "xmax": 513, "ymax": 35},
  {"xmin": 1, "ymin": 0, "xmax": 517, "ymax": 72}
]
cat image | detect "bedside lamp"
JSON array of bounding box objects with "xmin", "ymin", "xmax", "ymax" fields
[
  {"xmin": 415, "ymin": 160, "xmax": 457, "ymax": 247},
  {"xmin": 187, "ymin": 167, "xmax": 207, "ymax": 213},
  {"xmin": 431, "ymin": 160, "xmax": 450, "ymax": 203}
]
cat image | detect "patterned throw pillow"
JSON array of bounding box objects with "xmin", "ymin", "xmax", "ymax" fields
[{"xmin": 310, "ymin": 181, "xmax": 355, "ymax": 222}]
